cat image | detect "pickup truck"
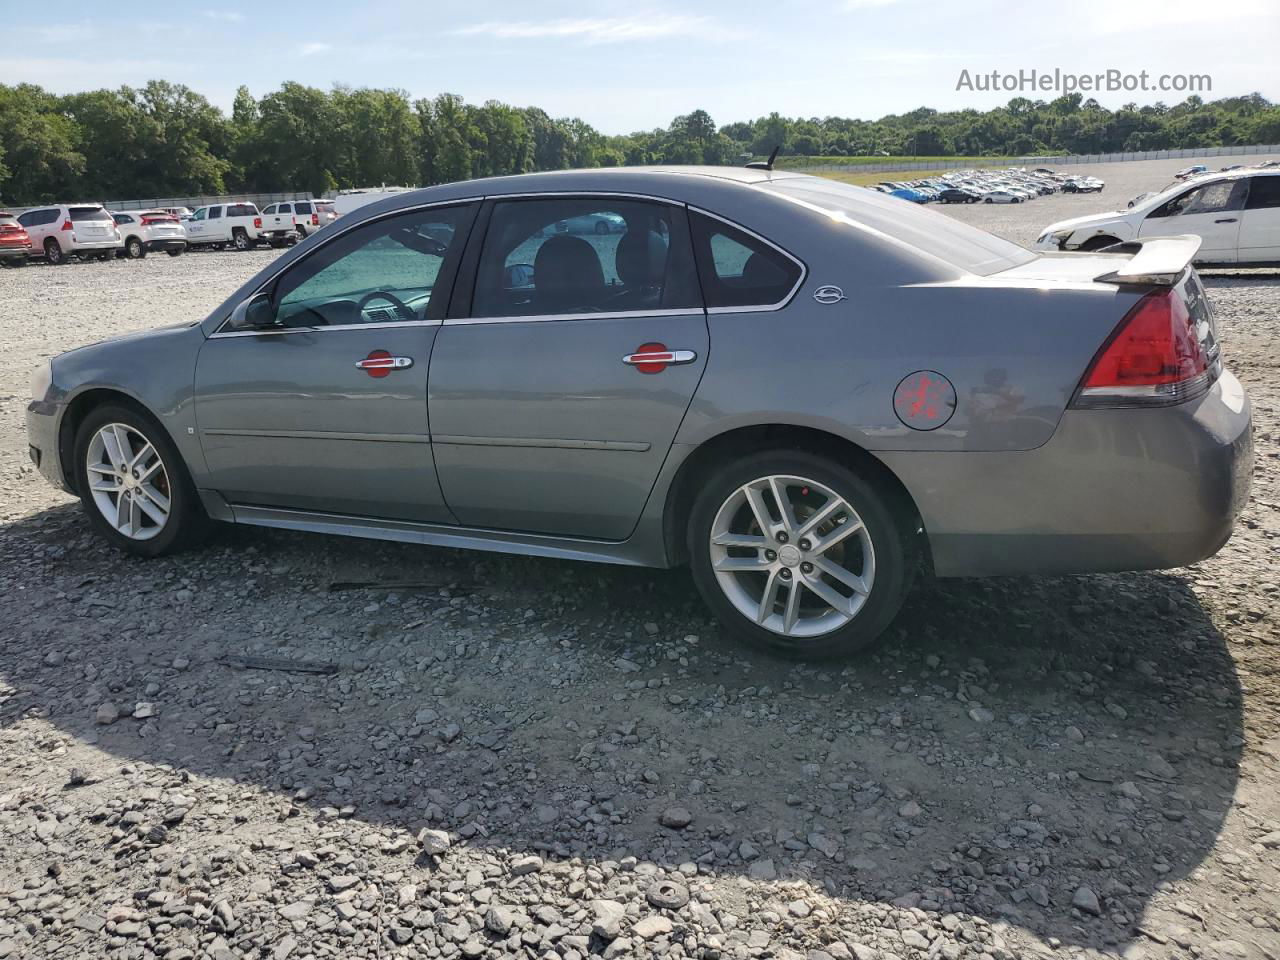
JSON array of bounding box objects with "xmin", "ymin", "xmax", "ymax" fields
[{"xmin": 184, "ymin": 202, "xmax": 296, "ymax": 251}]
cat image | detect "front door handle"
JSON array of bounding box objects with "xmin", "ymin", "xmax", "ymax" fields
[
  {"xmin": 356, "ymin": 351, "xmax": 413, "ymax": 378},
  {"xmin": 1215, "ymin": 218, "xmax": 1238, "ymax": 223}
]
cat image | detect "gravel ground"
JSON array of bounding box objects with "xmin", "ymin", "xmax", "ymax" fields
[{"xmin": 0, "ymin": 155, "xmax": 1278, "ymax": 960}]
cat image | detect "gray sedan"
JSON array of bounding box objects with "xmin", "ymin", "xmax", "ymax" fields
[{"xmin": 26, "ymin": 167, "xmax": 1253, "ymax": 659}]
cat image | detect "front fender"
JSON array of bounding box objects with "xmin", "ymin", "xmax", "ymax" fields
[{"xmin": 49, "ymin": 323, "xmax": 209, "ymax": 483}]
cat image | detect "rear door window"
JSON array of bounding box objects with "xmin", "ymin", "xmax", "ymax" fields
[
  {"xmin": 1244, "ymin": 176, "xmax": 1280, "ymax": 210},
  {"xmin": 470, "ymin": 197, "xmax": 700, "ymax": 318},
  {"xmin": 689, "ymin": 212, "xmax": 803, "ymax": 309}
]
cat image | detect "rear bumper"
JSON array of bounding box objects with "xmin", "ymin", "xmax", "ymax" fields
[
  {"xmin": 259, "ymin": 230, "xmax": 297, "ymax": 242},
  {"xmin": 0, "ymin": 247, "xmax": 29, "ymax": 260},
  {"xmin": 146, "ymin": 239, "xmax": 186, "ymax": 252},
  {"xmin": 878, "ymin": 370, "xmax": 1253, "ymax": 577},
  {"xmin": 71, "ymin": 238, "xmax": 120, "ymax": 252}
]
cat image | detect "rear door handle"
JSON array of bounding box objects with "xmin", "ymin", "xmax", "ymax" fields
[
  {"xmin": 623, "ymin": 349, "xmax": 697, "ymax": 366},
  {"xmin": 1215, "ymin": 218, "xmax": 1238, "ymax": 223}
]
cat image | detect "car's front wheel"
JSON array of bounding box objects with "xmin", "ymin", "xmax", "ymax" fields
[
  {"xmin": 687, "ymin": 450, "xmax": 916, "ymax": 659},
  {"xmin": 73, "ymin": 405, "xmax": 208, "ymax": 558}
]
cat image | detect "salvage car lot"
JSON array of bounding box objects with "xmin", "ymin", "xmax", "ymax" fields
[{"xmin": 0, "ymin": 155, "xmax": 1277, "ymax": 959}]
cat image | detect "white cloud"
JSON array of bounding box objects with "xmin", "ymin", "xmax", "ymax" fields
[
  {"xmin": 298, "ymin": 41, "xmax": 332, "ymax": 57},
  {"xmin": 455, "ymin": 14, "xmax": 711, "ymax": 44},
  {"xmin": 202, "ymin": 9, "xmax": 245, "ymax": 23},
  {"xmin": 1090, "ymin": 0, "xmax": 1264, "ymax": 32}
]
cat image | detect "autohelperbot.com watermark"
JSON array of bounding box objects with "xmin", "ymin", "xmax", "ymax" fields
[{"xmin": 956, "ymin": 68, "xmax": 1212, "ymax": 96}]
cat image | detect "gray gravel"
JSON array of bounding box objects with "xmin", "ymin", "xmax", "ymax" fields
[{"xmin": 1, "ymin": 156, "xmax": 1278, "ymax": 960}]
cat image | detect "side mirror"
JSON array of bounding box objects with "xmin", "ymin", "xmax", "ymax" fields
[{"xmin": 228, "ymin": 292, "xmax": 278, "ymax": 331}]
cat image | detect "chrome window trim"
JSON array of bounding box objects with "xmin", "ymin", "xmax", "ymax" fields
[
  {"xmin": 447, "ymin": 307, "xmax": 701, "ymax": 327},
  {"xmin": 209, "ymin": 190, "xmax": 805, "ymax": 335},
  {"xmin": 209, "ymin": 318, "xmax": 441, "ymax": 339},
  {"xmin": 687, "ymin": 204, "xmax": 808, "ymax": 314}
]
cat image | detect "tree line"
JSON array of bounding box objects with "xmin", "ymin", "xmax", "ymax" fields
[{"xmin": 2, "ymin": 80, "xmax": 1279, "ymax": 205}]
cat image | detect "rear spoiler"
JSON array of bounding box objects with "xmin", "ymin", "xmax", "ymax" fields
[{"xmin": 1093, "ymin": 234, "xmax": 1201, "ymax": 286}]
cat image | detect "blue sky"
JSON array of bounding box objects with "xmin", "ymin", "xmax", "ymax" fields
[{"xmin": 6, "ymin": 0, "xmax": 1278, "ymax": 133}]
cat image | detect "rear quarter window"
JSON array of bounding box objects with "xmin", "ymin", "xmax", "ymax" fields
[
  {"xmin": 689, "ymin": 212, "xmax": 803, "ymax": 309},
  {"xmin": 765, "ymin": 177, "xmax": 1035, "ymax": 276}
]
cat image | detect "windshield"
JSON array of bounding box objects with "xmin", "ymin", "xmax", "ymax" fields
[{"xmin": 765, "ymin": 177, "xmax": 1035, "ymax": 276}]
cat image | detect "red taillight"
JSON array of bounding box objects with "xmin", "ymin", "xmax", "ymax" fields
[
  {"xmin": 254, "ymin": 217, "xmax": 262, "ymax": 229},
  {"xmin": 141, "ymin": 215, "xmax": 176, "ymax": 225},
  {"xmin": 61, "ymin": 219, "xmax": 73, "ymax": 231},
  {"xmin": 312, "ymin": 213, "xmax": 319, "ymax": 226},
  {"xmin": 1076, "ymin": 289, "xmax": 1210, "ymax": 406}
]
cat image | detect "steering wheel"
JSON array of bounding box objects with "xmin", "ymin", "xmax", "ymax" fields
[{"xmin": 356, "ymin": 290, "xmax": 416, "ymax": 320}]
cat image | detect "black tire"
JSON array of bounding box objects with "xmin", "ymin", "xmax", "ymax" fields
[
  {"xmin": 166, "ymin": 248, "xmax": 184, "ymax": 257},
  {"xmin": 687, "ymin": 449, "xmax": 917, "ymax": 660},
  {"xmin": 232, "ymin": 229, "xmax": 251, "ymax": 251},
  {"xmin": 211, "ymin": 243, "xmax": 225, "ymax": 251},
  {"xmin": 1078, "ymin": 235, "xmax": 1121, "ymax": 252},
  {"xmin": 296, "ymin": 225, "xmax": 307, "ymax": 240},
  {"xmin": 44, "ymin": 238, "xmax": 65, "ymax": 265},
  {"xmin": 125, "ymin": 236, "xmax": 146, "ymax": 259},
  {"xmin": 984, "ymin": 197, "xmax": 993, "ymax": 203},
  {"xmin": 72, "ymin": 403, "xmax": 209, "ymax": 558}
]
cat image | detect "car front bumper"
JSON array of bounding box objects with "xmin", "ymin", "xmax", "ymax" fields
[
  {"xmin": 26, "ymin": 399, "xmax": 70, "ymax": 494},
  {"xmin": 878, "ymin": 370, "xmax": 1253, "ymax": 577}
]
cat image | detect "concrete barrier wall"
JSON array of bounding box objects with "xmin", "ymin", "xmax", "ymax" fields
[{"xmin": 797, "ymin": 144, "xmax": 1280, "ymax": 175}]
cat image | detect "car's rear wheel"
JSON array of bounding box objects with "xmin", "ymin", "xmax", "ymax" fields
[
  {"xmin": 167, "ymin": 248, "xmax": 183, "ymax": 257},
  {"xmin": 73, "ymin": 405, "xmax": 208, "ymax": 558},
  {"xmin": 44, "ymin": 239, "xmax": 65, "ymax": 265},
  {"xmin": 232, "ymin": 229, "xmax": 251, "ymax": 251},
  {"xmin": 126, "ymin": 237, "xmax": 146, "ymax": 259},
  {"xmin": 687, "ymin": 450, "xmax": 916, "ymax": 660}
]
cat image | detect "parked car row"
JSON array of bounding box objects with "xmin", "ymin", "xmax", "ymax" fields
[
  {"xmin": 0, "ymin": 199, "xmax": 337, "ymax": 265},
  {"xmin": 868, "ymin": 166, "xmax": 1104, "ymax": 205},
  {"xmin": 1037, "ymin": 164, "xmax": 1280, "ymax": 265}
]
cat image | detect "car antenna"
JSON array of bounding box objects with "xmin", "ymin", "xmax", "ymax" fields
[{"xmin": 745, "ymin": 145, "xmax": 780, "ymax": 171}]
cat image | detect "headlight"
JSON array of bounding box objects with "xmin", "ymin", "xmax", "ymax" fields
[{"xmin": 30, "ymin": 359, "xmax": 53, "ymax": 402}]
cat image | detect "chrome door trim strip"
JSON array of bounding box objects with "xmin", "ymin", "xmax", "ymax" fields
[
  {"xmin": 209, "ymin": 318, "xmax": 442, "ymax": 339},
  {"xmin": 202, "ymin": 429, "xmax": 431, "ymax": 443},
  {"xmin": 432, "ymin": 435, "xmax": 651, "ymax": 452},
  {"xmin": 446, "ymin": 307, "xmax": 701, "ymax": 327}
]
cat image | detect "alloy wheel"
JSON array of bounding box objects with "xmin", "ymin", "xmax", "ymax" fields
[
  {"xmin": 708, "ymin": 474, "xmax": 875, "ymax": 638},
  {"xmin": 85, "ymin": 423, "xmax": 172, "ymax": 541}
]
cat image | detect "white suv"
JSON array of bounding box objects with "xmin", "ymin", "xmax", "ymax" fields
[
  {"xmin": 16, "ymin": 204, "xmax": 120, "ymax": 264},
  {"xmin": 110, "ymin": 210, "xmax": 188, "ymax": 259},
  {"xmin": 1036, "ymin": 168, "xmax": 1280, "ymax": 264}
]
